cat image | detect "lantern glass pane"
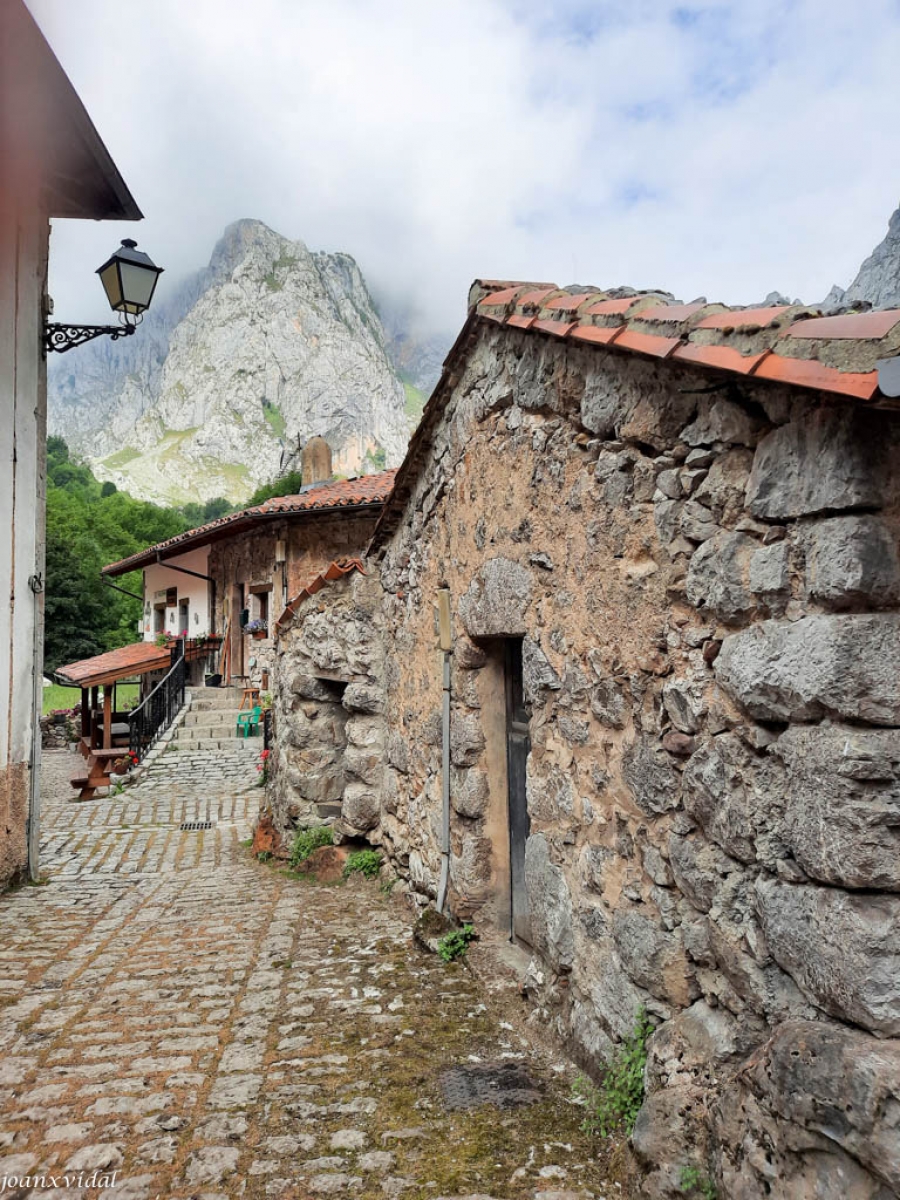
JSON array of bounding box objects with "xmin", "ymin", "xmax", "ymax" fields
[
  {"xmin": 99, "ymin": 261, "xmax": 123, "ymax": 311},
  {"xmin": 119, "ymin": 262, "xmax": 159, "ymax": 313}
]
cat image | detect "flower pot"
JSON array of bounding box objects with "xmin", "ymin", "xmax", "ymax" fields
[{"xmin": 252, "ymin": 632, "xmax": 266, "ymax": 640}]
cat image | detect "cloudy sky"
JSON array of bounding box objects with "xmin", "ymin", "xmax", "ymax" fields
[{"xmin": 29, "ymin": 0, "xmax": 900, "ymax": 336}]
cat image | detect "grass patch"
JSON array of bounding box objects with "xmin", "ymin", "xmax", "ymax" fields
[
  {"xmin": 264, "ymin": 252, "xmax": 299, "ymax": 292},
  {"xmin": 403, "ymin": 380, "xmax": 426, "ymax": 424},
  {"xmin": 343, "ymin": 849, "xmax": 383, "ymax": 880},
  {"xmin": 680, "ymin": 1166, "xmax": 718, "ymax": 1199},
  {"xmin": 437, "ymin": 924, "xmax": 475, "ymax": 963},
  {"xmin": 262, "ymin": 400, "xmax": 286, "ymax": 438},
  {"xmin": 573, "ymin": 1006, "xmax": 654, "ymax": 1138},
  {"xmin": 101, "ymin": 447, "xmax": 140, "ymax": 470},
  {"xmin": 288, "ymin": 824, "xmax": 334, "ymax": 867},
  {"xmin": 42, "ymin": 682, "xmax": 138, "ymax": 715}
]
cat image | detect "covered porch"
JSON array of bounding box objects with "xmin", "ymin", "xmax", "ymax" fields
[{"xmin": 55, "ymin": 642, "xmax": 172, "ymax": 799}]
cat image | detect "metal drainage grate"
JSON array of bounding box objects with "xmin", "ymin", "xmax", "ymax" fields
[
  {"xmin": 180, "ymin": 821, "xmax": 215, "ymax": 831},
  {"xmin": 439, "ymin": 1061, "xmax": 542, "ymax": 1111}
]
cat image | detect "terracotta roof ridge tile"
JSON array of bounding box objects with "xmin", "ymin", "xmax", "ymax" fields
[
  {"xmin": 102, "ymin": 470, "xmax": 397, "ymax": 576},
  {"xmin": 275, "ymin": 558, "xmax": 367, "ymax": 632},
  {"xmin": 474, "ymin": 278, "xmax": 892, "ymax": 403}
]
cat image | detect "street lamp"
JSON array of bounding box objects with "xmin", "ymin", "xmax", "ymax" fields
[{"xmin": 44, "ymin": 238, "xmax": 164, "ymax": 354}]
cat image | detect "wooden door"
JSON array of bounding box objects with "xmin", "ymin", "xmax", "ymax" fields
[
  {"xmin": 230, "ymin": 584, "xmax": 245, "ymax": 681},
  {"xmin": 505, "ymin": 639, "xmax": 531, "ymax": 945}
]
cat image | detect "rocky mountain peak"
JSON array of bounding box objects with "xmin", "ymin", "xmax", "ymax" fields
[
  {"xmin": 823, "ymin": 201, "xmax": 900, "ymax": 312},
  {"xmin": 48, "ymin": 221, "xmax": 410, "ymax": 506}
]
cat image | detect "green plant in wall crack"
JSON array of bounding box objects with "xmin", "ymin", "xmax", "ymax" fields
[
  {"xmin": 572, "ymin": 1005, "xmax": 654, "ymax": 1138},
  {"xmin": 679, "ymin": 1165, "xmax": 717, "ymax": 1200},
  {"xmin": 289, "ymin": 824, "xmax": 334, "ymax": 867},
  {"xmin": 343, "ymin": 849, "xmax": 383, "ymax": 879},
  {"xmin": 437, "ymin": 923, "xmax": 475, "ymax": 963}
]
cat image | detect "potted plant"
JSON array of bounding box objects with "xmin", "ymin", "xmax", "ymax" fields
[
  {"xmin": 113, "ymin": 749, "xmax": 139, "ymax": 776},
  {"xmin": 245, "ymin": 619, "xmax": 268, "ymax": 639}
]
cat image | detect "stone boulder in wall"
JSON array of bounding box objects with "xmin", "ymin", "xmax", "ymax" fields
[{"xmin": 458, "ymin": 556, "xmax": 533, "ymax": 639}]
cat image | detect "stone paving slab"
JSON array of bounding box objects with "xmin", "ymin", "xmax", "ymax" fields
[{"xmin": 0, "ymin": 752, "xmax": 625, "ymax": 1199}]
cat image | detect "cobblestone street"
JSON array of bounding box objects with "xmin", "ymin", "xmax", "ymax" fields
[{"xmin": 0, "ymin": 752, "xmax": 621, "ymax": 1200}]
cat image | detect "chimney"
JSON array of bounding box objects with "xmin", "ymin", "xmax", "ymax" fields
[{"xmin": 301, "ymin": 436, "xmax": 332, "ymax": 486}]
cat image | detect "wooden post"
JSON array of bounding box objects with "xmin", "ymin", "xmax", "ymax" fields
[
  {"xmin": 103, "ymin": 687, "xmax": 112, "ymax": 750},
  {"xmin": 90, "ymin": 686, "xmax": 99, "ymax": 747},
  {"xmin": 81, "ymin": 688, "xmax": 89, "ymax": 739}
]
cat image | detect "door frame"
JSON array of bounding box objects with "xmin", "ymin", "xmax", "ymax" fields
[{"xmin": 504, "ymin": 637, "xmax": 531, "ymax": 946}]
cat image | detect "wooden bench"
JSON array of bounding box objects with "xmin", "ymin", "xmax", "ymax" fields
[{"xmin": 71, "ymin": 748, "xmax": 129, "ymax": 801}]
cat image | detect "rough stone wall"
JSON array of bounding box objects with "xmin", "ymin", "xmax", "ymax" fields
[
  {"xmin": 208, "ymin": 511, "xmax": 378, "ymax": 688},
  {"xmin": 369, "ymin": 325, "xmax": 900, "ymax": 1198},
  {"xmin": 269, "ymin": 572, "xmax": 384, "ymax": 839}
]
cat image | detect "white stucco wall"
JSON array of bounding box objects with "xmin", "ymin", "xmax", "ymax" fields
[
  {"xmin": 142, "ymin": 547, "xmax": 212, "ymax": 640},
  {"xmin": 0, "ymin": 197, "xmax": 47, "ymax": 886}
]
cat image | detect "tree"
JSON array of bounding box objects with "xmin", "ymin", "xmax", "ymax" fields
[{"xmin": 245, "ymin": 470, "xmax": 304, "ymax": 506}]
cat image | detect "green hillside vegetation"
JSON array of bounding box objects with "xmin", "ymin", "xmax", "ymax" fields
[
  {"xmin": 403, "ymin": 378, "xmax": 426, "ymax": 428},
  {"xmin": 244, "ymin": 470, "xmax": 304, "ymax": 506},
  {"xmin": 44, "ymin": 436, "xmax": 339, "ymax": 675},
  {"xmin": 44, "ymin": 438, "xmax": 222, "ymax": 674},
  {"xmin": 262, "ymin": 399, "xmax": 286, "ymax": 438}
]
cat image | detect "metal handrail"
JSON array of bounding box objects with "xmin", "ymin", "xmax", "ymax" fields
[{"xmin": 129, "ymin": 640, "xmax": 186, "ymax": 757}]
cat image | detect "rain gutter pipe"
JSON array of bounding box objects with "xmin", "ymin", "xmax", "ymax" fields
[{"xmin": 435, "ymin": 589, "xmax": 453, "ymax": 914}]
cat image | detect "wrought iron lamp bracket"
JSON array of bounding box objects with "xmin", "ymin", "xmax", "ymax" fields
[{"xmin": 44, "ymin": 320, "xmax": 138, "ymax": 355}]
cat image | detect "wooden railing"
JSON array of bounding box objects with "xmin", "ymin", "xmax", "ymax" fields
[{"xmin": 128, "ymin": 642, "xmax": 186, "ymax": 758}]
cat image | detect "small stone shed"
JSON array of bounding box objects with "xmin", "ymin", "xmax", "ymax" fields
[{"xmin": 271, "ymin": 282, "xmax": 900, "ymax": 1197}]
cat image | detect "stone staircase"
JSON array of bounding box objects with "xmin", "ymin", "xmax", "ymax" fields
[{"xmin": 137, "ymin": 687, "xmax": 263, "ymax": 792}]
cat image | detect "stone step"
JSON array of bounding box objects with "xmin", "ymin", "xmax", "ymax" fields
[
  {"xmin": 177, "ymin": 723, "xmax": 252, "ymax": 741},
  {"xmin": 167, "ymin": 736, "xmax": 263, "ymax": 752},
  {"xmin": 189, "ymin": 689, "xmax": 248, "ymax": 711},
  {"xmin": 183, "ymin": 710, "xmax": 244, "ymax": 727}
]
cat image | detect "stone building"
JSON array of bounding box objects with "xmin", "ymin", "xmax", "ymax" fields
[
  {"xmin": 270, "ymin": 282, "xmax": 900, "ymax": 1197},
  {"xmin": 0, "ymin": 0, "xmax": 141, "ymax": 885},
  {"xmin": 103, "ymin": 455, "xmax": 395, "ymax": 691}
]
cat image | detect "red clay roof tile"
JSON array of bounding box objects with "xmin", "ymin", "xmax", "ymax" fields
[
  {"xmin": 103, "ymin": 470, "xmax": 397, "ymax": 577},
  {"xmin": 56, "ymin": 641, "xmax": 170, "ymax": 687},
  {"xmin": 696, "ymin": 306, "xmax": 791, "ymax": 331},
  {"xmin": 614, "ymin": 329, "xmax": 682, "ymax": 358},
  {"xmin": 570, "ymin": 324, "xmax": 625, "ymax": 347},
  {"xmin": 784, "ymin": 311, "xmax": 900, "ymax": 340},
  {"xmin": 543, "ymin": 293, "xmax": 597, "ymax": 312},
  {"xmin": 470, "ymin": 279, "xmax": 893, "ymax": 407},
  {"xmin": 674, "ymin": 343, "xmax": 769, "ymax": 375},
  {"xmin": 752, "ymin": 354, "xmax": 880, "ymax": 400},
  {"xmin": 585, "ymin": 296, "xmax": 661, "ymax": 317},
  {"xmin": 531, "ymin": 318, "xmax": 576, "ymax": 339},
  {"xmin": 275, "ymin": 558, "xmax": 367, "ymax": 631},
  {"xmin": 517, "ymin": 287, "xmax": 557, "ymax": 308},
  {"xmin": 477, "ymin": 286, "xmax": 526, "ymax": 308}
]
